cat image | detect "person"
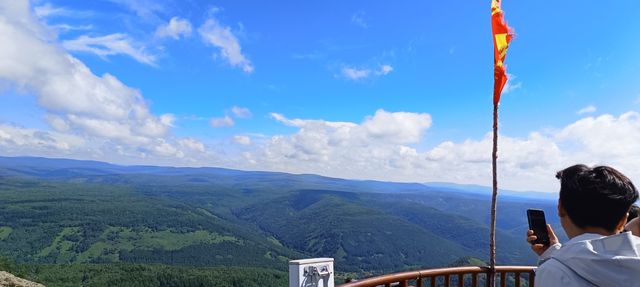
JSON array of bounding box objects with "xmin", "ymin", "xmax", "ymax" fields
[
  {"xmin": 526, "ymin": 164, "xmax": 640, "ymax": 287},
  {"xmin": 629, "ymin": 203, "xmax": 639, "ymax": 222},
  {"xmin": 626, "ymin": 217, "xmax": 640, "ymax": 237}
]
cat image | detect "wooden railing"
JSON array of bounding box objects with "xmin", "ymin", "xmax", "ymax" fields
[{"xmin": 338, "ymin": 266, "xmax": 535, "ymax": 287}]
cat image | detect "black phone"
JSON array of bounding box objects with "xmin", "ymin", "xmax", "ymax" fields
[{"xmin": 527, "ymin": 209, "xmax": 550, "ymax": 246}]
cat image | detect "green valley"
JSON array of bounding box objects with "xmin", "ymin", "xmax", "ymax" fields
[{"xmin": 0, "ymin": 156, "xmax": 556, "ymax": 286}]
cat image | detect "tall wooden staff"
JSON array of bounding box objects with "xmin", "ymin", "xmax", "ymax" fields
[{"xmin": 490, "ymin": 0, "xmax": 513, "ymax": 286}]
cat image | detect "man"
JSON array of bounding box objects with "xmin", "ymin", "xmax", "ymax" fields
[
  {"xmin": 527, "ymin": 164, "xmax": 640, "ymax": 287},
  {"xmin": 627, "ymin": 217, "xmax": 640, "ymax": 236}
]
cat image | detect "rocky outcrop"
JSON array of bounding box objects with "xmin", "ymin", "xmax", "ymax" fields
[{"xmin": 0, "ymin": 271, "xmax": 44, "ymax": 287}]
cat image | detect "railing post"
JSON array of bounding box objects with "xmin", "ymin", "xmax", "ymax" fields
[{"xmin": 486, "ymin": 267, "xmax": 494, "ymax": 287}]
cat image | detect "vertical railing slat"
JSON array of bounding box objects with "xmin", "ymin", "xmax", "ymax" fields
[
  {"xmin": 514, "ymin": 272, "xmax": 520, "ymax": 287},
  {"xmin": 444, "ymin": 274, "xmax": 450, "ymax": 287},
  {"xmin": 500, "ymin": 272, "xmax": 506, "ymax": 287},
  {"xmin": 471, "ymin": 273, "xmax": 478, "ymax": 287},
  {"xmin": 529, "ymin": 271, "xmax": 535, "ymax": 287},
  {"xmin": 416, "ymin": 277, "xmax": 423, "ymax": 287},
  {"xmin": 430, "ymin": 276, "xmax": 436, "ymax": 287}
]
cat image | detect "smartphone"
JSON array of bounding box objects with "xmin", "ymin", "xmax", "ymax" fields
[{"xmin": 527, "ymin": 209, "xmax": 550, "ymax": 246}]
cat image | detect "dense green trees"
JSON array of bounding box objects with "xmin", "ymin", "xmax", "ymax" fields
[{"xmin": 0, "ymin": 157, "xmax": 552, "ymax": 286}]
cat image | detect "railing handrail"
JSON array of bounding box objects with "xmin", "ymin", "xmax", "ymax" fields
[{"xmin": 338, "ymin": 265, "xmax": 536, "ymax": 287}]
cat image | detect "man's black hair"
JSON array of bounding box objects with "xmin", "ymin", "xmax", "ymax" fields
[{"xmin": 556, "ymin": 164, "xmax": 639, "ymax": 232}]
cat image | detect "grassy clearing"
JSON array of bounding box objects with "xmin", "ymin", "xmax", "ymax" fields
[
  {"xmin": 0, "ymin": 227, "xmax": 12, "ymax": 240},
  {"xmin": 73, "ymin": 227, "xmax": 240, "ymax": 263},
  {"xmin": 36, "ymin": 227, "xmax": 80, "ymax": 263}
]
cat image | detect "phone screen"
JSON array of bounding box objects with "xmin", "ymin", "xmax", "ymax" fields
[{"xmin": 527, "ymin": 209, "xmax": 550, "ymax": 245}]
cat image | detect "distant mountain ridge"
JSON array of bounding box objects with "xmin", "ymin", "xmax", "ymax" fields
[
  {"xmin": 424, "ymin": 182, "xmax": 556, "ymax": 201},
  {"xmin": 0, "ymin": 156, "xmax": 555, "ymax": 200}
]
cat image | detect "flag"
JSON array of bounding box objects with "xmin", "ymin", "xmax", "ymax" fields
[{"xmin": 492, "ymin": 0, "xmax": 514, "ymax": 105}]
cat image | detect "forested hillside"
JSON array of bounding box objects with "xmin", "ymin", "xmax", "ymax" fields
[{"xmin": 0, "ymin": 157, "xmax": 557, "ymax": 286}]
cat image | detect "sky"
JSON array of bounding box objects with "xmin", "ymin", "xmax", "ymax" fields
[{"xmin": 1, "ymin": 0, "xmax": 640, "ymax": 192}]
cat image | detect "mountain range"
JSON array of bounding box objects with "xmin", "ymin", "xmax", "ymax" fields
[{"xmin": 0, "ymin": 156, "xmax": 560, "ymax": 286}]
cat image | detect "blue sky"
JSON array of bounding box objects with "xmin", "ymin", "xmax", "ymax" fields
[{"xmin": 1, "ymin": 0, "xmax": 640, "ymax": 192}]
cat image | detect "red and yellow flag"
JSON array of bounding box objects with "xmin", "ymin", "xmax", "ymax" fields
[{"xmin": 491, "ymin": 0, "xmax": 514, "ymax": 105}]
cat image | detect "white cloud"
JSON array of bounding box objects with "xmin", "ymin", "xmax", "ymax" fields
[
  {"xmin": 0, "ymin": 0, "xmax": 209, "ymax": 164},
  {"xmin": 34, "ymin": 3, "xmax": 92, "ymax": 18},
  {"xmin": 378, "ymin": 64, "xmax": 393, "ymax": 75},
  {"xmin": 341, "ymin": 64, "xmax": 393, "ymax": 80},
  {"xmin": 351, "ymin": 11, "xmax": 368, "ymax": 28},
  {"xmin": 233, "ymin": 135, "xmax": 251, "ymax": 145},
  {"xmin": 178, "ymin": 138, "xmax": 206, "ymax": 153},
  {"xmin": 342, "ymin": 67, "xmax": 370, "ymax": 80},
  {"xmin": 577, "ymin": 105, "xmax": 597, "ymax": 115},
  {"xmin": 52, "ymin": 24, "xmax": 93, "ymax": 32},
  {"xmin": 34, "ymin": 3, "xmax": 66, "ymax": 18},
  {"xmin": 231, "ymin": 106, "xmax": 252, "ymax": 118},
  {"xmin": 261, "ymin": 110, "xmax": 430, "ymax": 165},
  {"xmin": 0, "ymin": 123, "xmax": 85, "ymax": 152},
  {"xmin": 108, "ymin": 0, "xmax": 164, "ymax": 20},
  {"xmin": 210, "ymin": 116, "xmax": 234, "ymax": 127},
  {"xmin": 362, "ymin": 109, "xmax": 431, "ymax": 144},
  {"xmin": 155, "ymin": 17, "xmax": 192, "ymax": 40},
  {"xmin": 198, "ymin": 17, "xmax": 254, "ymax": 73},
  {"xmin": 62, "ymin": 33, "xmax": 157, "ymax": 66},
  {"xmin": 231, "ymin": 110, "xmax": 640, "ymax": 192}
]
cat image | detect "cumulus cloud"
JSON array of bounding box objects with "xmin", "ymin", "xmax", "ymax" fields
[
  {"xmin": 342, "ymin": 67, "xmax": 370, "ymax": 80},
  {"xmin": 362, "ymin": 110, "xmax": 431, "ymax": 143},
  {"xmin": 0, "ymin": 123, "xmax": 85, "ymax": 152},
  {"xmin": 577, "ymin": 105, "xmax": 597, "ymax": 115},
  {"xmin": 341, "ymin": 64, "xmax": 393, "ymax": 80},
  {"xmin": 259, "ymin": 110, "xmax": 431, "ymax": 167},
  {"xmin": 62, "ymin": 33, "xmax": 157, "ymax": 66},
  {"xmin": 210, "ymin": 116, "xmax": 234, "ymax": 127},
  {"xmin": 198, "ymin": 17, "xmax": 254, "ymax": 73},
  {"xmin": 155, "ymin": 17, "xmax": 192, "ymax": 39},
  {"xmin": 230, "ymin": 110, "xmax": 640, "ymax": 192},
  {"xmin": 0, "ymin": 0, "xmax": 208, "ymax": 164},
  {"xmin": 178, "ymin": 138, "xmax": 206, "ymax": 152}
]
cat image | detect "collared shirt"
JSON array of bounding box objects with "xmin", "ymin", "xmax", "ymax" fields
[{"xmin": 536, "ymin": 232, "xmax": 640, "ymax": 287}]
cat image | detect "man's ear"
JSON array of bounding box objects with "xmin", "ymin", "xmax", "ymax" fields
[
  {"xmin": 558, "ymin": 199, "xmax": 567, "ymax": 217},
  {"xmin": 615, "ymin": 212, "xmax": 629, "ymax": 233}
]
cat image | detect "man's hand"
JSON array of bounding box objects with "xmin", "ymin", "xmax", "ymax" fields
[
  {"xmin": 625, "ymin": 218, "xmax": 640, "ymax": 237},
  {"xmin": 526, "ymin": 224, "xmax": 559, "ymax": 256}
]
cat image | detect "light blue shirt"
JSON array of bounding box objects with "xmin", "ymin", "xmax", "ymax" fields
[{"xmin": 536, "ymin": 232, "xmax": 640, "ymax": 287}]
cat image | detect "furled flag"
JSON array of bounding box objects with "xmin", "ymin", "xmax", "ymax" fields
[{"xmin": 491, "ymin": 0, "xmax": 514, "ymax": 105}]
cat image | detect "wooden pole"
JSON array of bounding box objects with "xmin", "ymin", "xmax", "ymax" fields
[{"xmin": 488, "ymin": 102, "xmax": 499, "ymax": 287}]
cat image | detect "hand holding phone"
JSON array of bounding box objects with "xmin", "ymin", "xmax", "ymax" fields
[{"xmin": 527, "ymin": 209, "xmax": 550, "ymax": 246}]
